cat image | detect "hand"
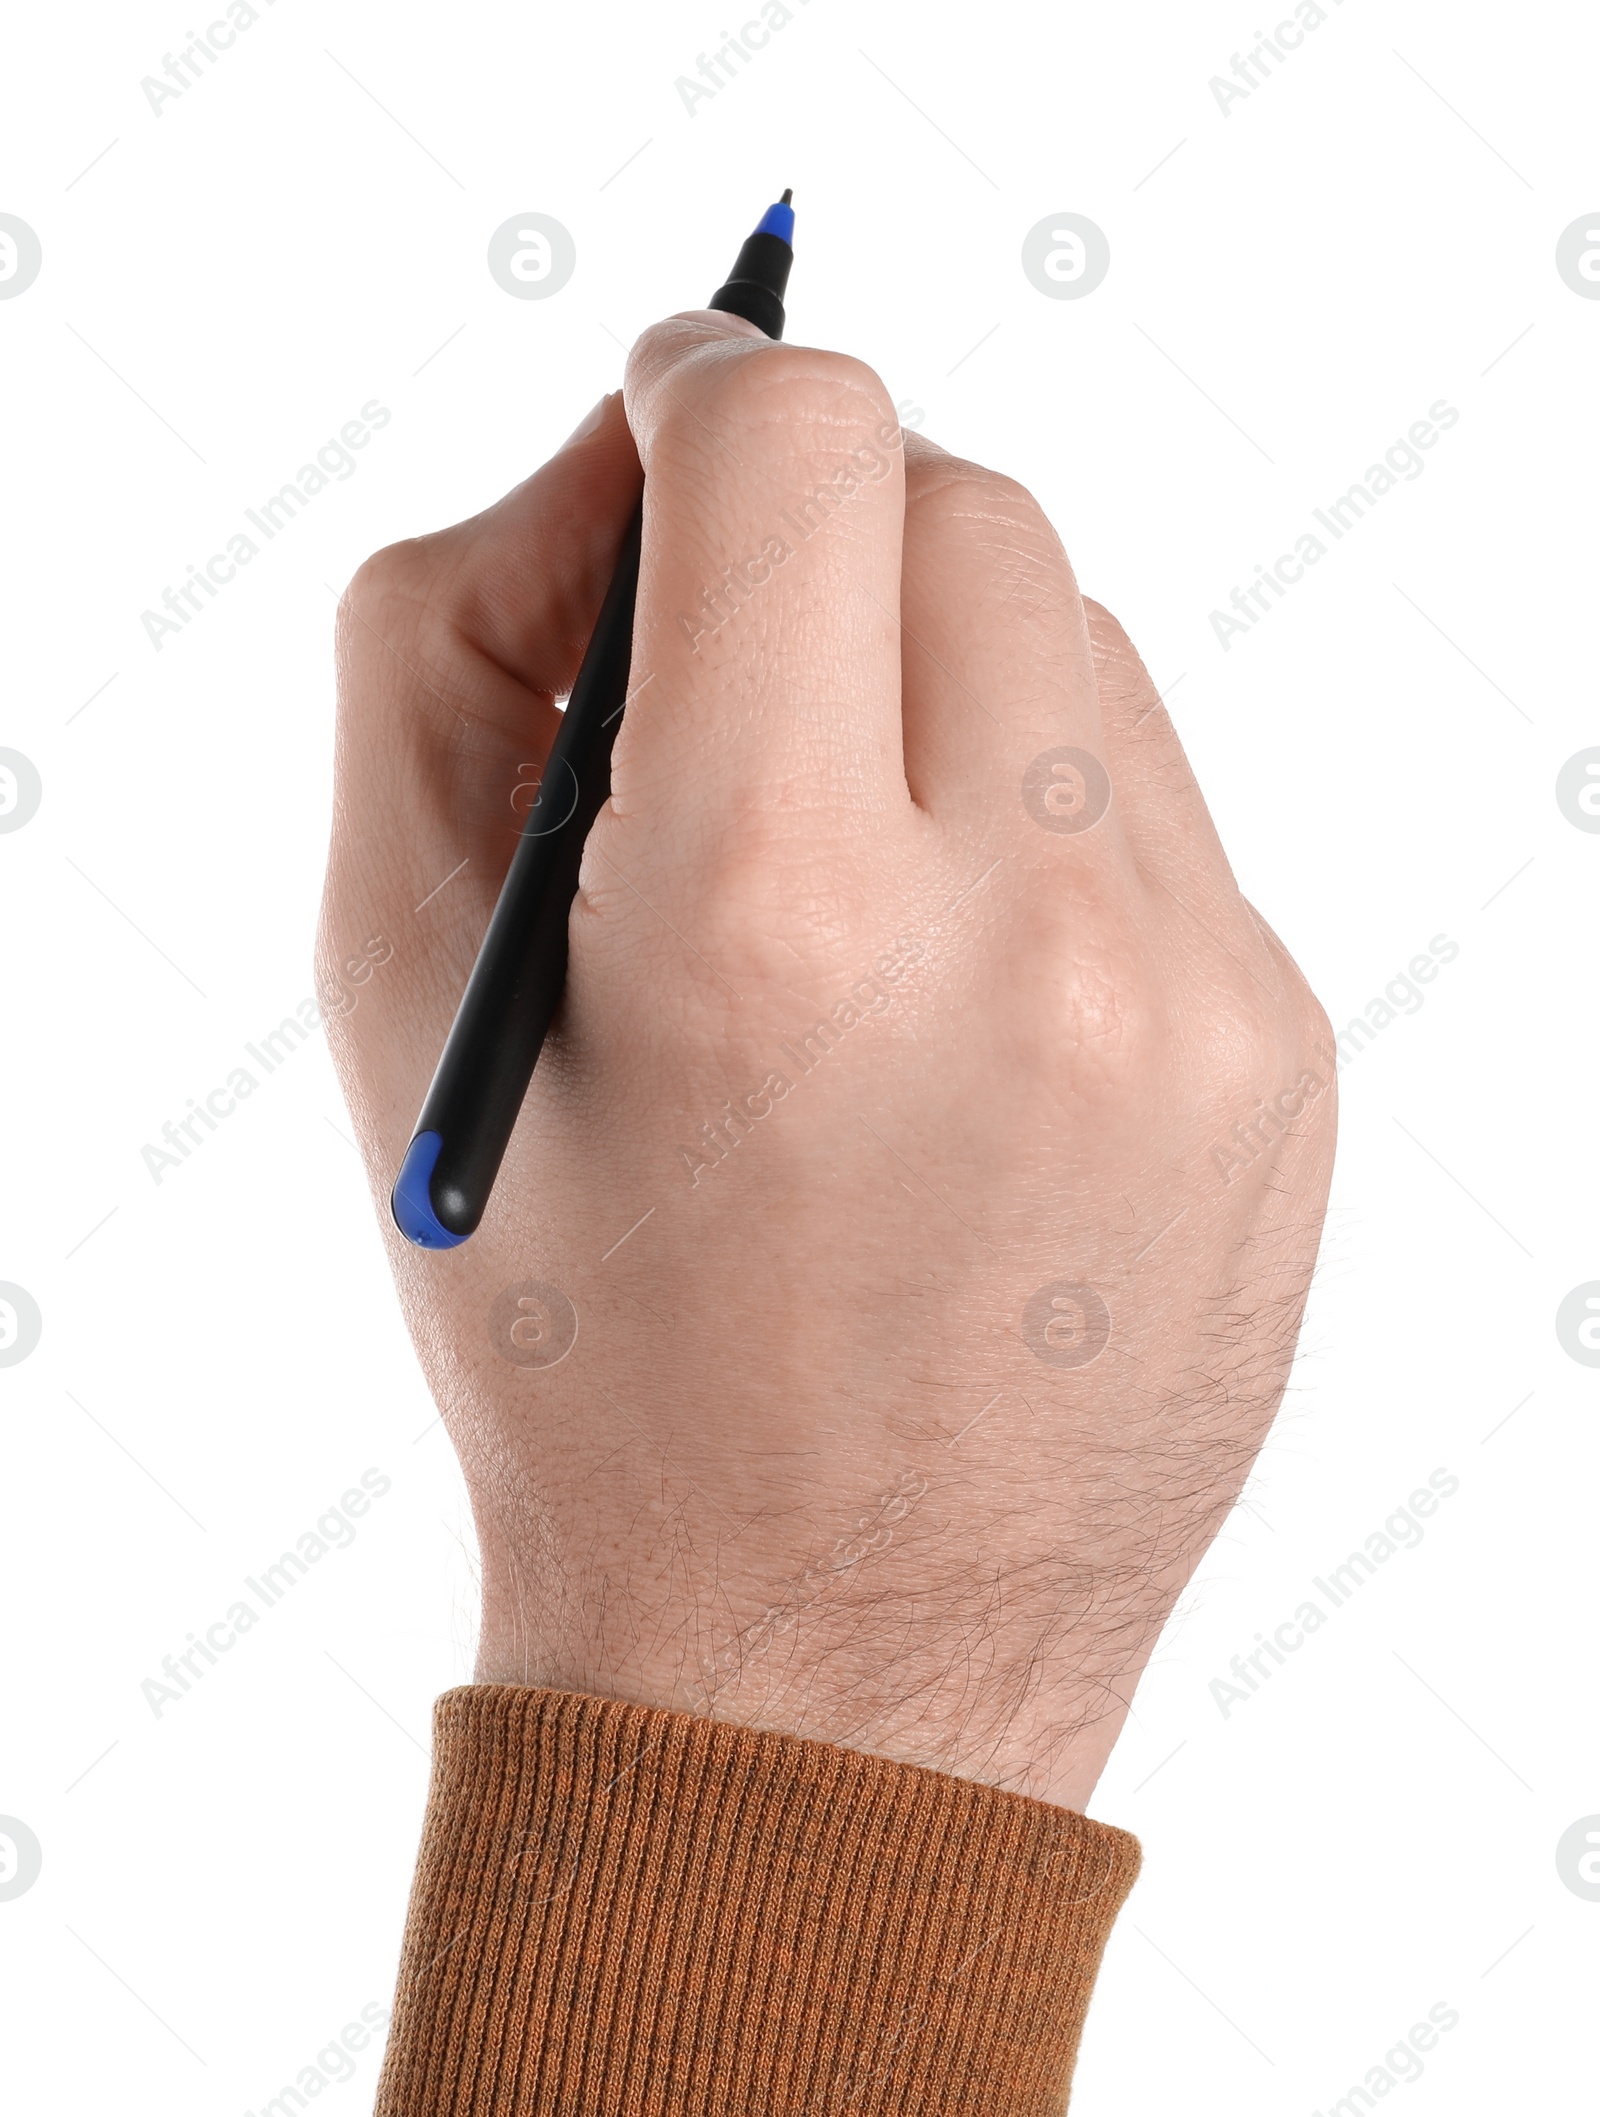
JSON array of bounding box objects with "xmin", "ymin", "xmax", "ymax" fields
[{"xmin": 318, "ymin": 313, "xmax": 1336, "ymax": 1812}]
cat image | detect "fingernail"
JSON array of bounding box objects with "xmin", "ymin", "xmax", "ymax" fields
[{"xmin": 558, "ymin": 393, "xmax": 610, "ymax": 450}]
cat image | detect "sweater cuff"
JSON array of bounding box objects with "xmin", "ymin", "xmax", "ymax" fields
[{"xmin": 374, "ymin": 1685, "xmax": 1139, "ymax": 2116}]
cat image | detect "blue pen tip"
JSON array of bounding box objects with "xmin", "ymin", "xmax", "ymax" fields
[{"xmin": 754, "ymin": 192, "xmax": 794, "ymax": 244}]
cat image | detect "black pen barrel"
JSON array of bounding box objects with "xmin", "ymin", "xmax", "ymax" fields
[
  {"xmin": 412, "ymin": 506, "xmax": 641, "ymax": 1236},
  {"xmin": 392, "ymin": 197, "xmax": 794, "ymax": 1249},
  {"xmin": 707, "ymin": 231, "xmax": 793, "ymax": 337}
]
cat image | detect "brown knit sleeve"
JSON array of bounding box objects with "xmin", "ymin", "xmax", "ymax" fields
[{"xmin": 373, "ymin": 1686, "xmax": 1139, "ymax": 2116}]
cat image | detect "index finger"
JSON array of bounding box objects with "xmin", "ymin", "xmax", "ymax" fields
[{"xmin": 617, "ymin": 314, "xmax": 913, "ymax": 850}]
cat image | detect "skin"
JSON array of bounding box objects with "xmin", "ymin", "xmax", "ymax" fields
[{"xmin": 318, "ymin": 311, "xmax": 1336, "ymax": 1813}]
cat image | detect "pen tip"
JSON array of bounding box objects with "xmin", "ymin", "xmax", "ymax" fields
[
  {"xmin": 754, "ymin": 193, "xmax": 795, "ymax": 243},
  {"xmin": 780, "ymin": 187, "xmax": 793, "ymax": 204}
]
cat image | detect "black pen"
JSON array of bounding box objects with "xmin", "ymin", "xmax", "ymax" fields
[{"xmin": 391, "ymin": 192, "xmax": 796, "ymax": 1248}]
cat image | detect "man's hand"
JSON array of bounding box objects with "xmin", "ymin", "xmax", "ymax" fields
[{"xmin": 318, "ymin": 314, "xmax": 1336, "ymax": 1813}]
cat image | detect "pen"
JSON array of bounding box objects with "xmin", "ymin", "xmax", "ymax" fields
[{"xmin": 391, "ymin": 192, "xmax": 796, "ymax": 1248}]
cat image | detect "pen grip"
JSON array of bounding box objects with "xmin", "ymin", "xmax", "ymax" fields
[
  {"xmin": 405, "ymin": 502, "xmax": 643, "ymax": 1239},
  {"xmin": 393, "ymin": 201, "xmax": 793, "ymax": 1249}
]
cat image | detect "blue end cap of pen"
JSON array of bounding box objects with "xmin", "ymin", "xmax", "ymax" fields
[
  {"xmin": 754, "ymin": 199, "xmax": 795, "ymax": 244},
  {"xmin": 391, "ymin": 1132, "xmax": 467, "ymax": 1249}
]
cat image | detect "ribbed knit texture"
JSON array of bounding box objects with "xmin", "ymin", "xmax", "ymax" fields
[{"xmin": 373, "ymin": 1686, "xmax": 1139, "ymax": 2115}]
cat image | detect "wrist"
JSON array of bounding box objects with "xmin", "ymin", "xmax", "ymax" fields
[{"xmin": 473, "ymin": 1570, "xmax": 1136, "ymax": 1815}]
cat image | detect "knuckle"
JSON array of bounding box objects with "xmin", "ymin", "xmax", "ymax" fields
[
  {"xmin": 1251, "ymin": 918, "xmax": 1339, "ymax": 1079},
  {"xmin": 1193, "ymin": 960, "xmax": 1334, "ymax": 1114},
  {"xmin": 1013, "ymin": 894, "xmax": 1164, "ymax": 1095},
  {"xmin": 905, "ymin": 460, "xmax": 1075, "ymax": 629},
  {"xmin": 1295, "ymin": 986, "xmax": 1340, "ymax": 1083},
  {"xmin": 659, "ymin": 340, "xmax": 901, "ymax": 463},
  {"xmin": 1194, "ymin": 973, "xmax": 1339, "ymax": 1183},
  {"xmin": 1081, "ymin": 594, "xmax": 1127, "ymax": 645},
  {"xmin": 338, "ymin": 538, "xmax": 435, "ymax": 646},
  {"xmin": 337, "ymin": 534, "xmax": 470, "ymax": 692},
  {"xmin": 1083, "ymin": 597, "xmax": 1146, "ymax": 688},
  {"xmin": 695, "ymin": 814, "xmax": 883, "ymax": 947},
  {"xmin": 1061, "ymin": 954, "xmax": 1157, "ymax": 1069},
  {"xmin": 1218, "ymin": 995, "xmax": 1294, "ymax": 1085},
  {"xmin": 724, "ymin": 341, "xmax": 896, "ymax": 432},
  {"xmin": 908, "ymin": 455, "xmax": 1059, "ymax": 553}
]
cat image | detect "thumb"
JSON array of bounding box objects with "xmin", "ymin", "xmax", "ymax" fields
[
  {"xmin": 341, "ymin": 388, "xmax": 643, "ymax": 719},
  {"xmin": 319, "ymin": 389, "xmax": 640, "ymax": 1102}
]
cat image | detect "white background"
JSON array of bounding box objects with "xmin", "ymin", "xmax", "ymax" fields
[{"xmin": 1, "ymin": 0, "xmax": 1595, "ymax": 2109}]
